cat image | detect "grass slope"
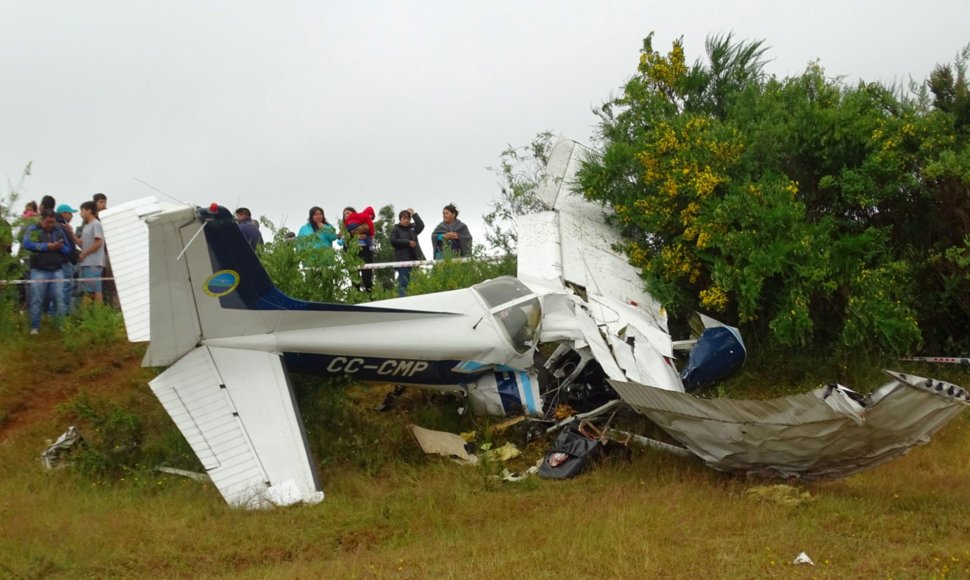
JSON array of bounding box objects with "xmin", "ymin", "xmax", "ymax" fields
[{"xmin": 2, "ymin": 330, "xmax": 970, "ymax": 578}]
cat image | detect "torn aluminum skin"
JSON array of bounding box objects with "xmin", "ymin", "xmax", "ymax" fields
[{"xmin": 610, "ymin": 371, "xmax": 970, "ymax": 480}]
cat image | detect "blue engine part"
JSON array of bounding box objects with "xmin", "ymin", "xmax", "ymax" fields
[{"xmin": 681, "ymin": 326, "xmax": 746, "ymax": 392}]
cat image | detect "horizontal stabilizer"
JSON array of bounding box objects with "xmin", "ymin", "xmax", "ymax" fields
[{"xmin": 150, "ymin": 346, "xmax": 322, "ymax": 508}]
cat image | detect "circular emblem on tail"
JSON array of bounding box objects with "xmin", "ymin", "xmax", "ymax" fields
[{"xmin": 204, "ymin": 270, "xmax": 240, "ymax": 297}]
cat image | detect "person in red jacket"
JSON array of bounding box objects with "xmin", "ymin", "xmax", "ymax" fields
[{"xmin": 342, "ymin": 206, "xmax": 376, "ymax": 292}]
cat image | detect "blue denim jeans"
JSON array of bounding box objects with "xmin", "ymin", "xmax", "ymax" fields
[
  {"xmin": 396, "ymin": 267, "xmax": 412, "ymax": 297},
  {"xmin": 29, "ymin": 268, "xmax": 66, "ymax": 331},
  {"xmin": 62, "ymin": 263, "xmax": 76, "ymax": 313}
]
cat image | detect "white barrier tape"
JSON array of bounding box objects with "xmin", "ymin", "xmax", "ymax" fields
[
  {"xmin": 3, "ymin": 256, "xmax": 497, "ymax": 283},
  {"xmin": 357, "ymin": 257, "xmax": 479, "ymax": 270},
  {"xmin": 0, "ymin": 277, "xmax": 115, "ymax": 286}
]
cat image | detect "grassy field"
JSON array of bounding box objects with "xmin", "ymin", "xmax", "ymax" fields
[{"xmin": 2, "ymin": 326, "xmax": 970, "ymax": 579}]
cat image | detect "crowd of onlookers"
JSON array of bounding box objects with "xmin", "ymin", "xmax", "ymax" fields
[
  {"xmin": 9, "ymin": 195, "xmax": 474, "ymax": 334},
  {"xmin": 15, "ymin": 193, "xmax": 110, "ymax": 335},
  {"xmin": 238, "ymin": 202, "xmax": 472, "ymax": 297}
]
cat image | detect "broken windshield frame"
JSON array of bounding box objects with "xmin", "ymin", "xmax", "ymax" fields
[{"xmin": 472, "ymin": 277, "xmax": 541, "ymax": 354}]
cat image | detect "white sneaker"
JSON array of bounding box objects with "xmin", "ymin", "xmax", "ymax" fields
[{"xmin": 29, "ymin": 328, "xmax": 39, "ymax": 335}]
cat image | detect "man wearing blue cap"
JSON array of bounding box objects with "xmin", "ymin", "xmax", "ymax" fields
[{"xmin": 54, "ymin": 203, "xmax": 81, "ymax": 311}]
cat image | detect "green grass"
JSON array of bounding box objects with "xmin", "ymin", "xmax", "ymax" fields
[
  {"xmin": 1, "ymin": 311, "xmax": 970, "ymax": 578},
  {"xmin": 3, "ymin": 433, "xmax": 970, "ymax": 578}
]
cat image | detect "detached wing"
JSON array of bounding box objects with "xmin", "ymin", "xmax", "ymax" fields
[
  {"xmin": 150, "ymin": 346, "xmax": 322, "ymax": 508},
  {"xmin": 517, "ymin": 136, "xmax": 682, "ymax": 392},
  {"xmin": 611, "ymin": 371, "xmax": 970, "ymax": 480}
]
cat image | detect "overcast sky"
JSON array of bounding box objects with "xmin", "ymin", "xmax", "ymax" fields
[{"xmin": 2, "ymin": 0, "xmax": 967, "ymax": 241}]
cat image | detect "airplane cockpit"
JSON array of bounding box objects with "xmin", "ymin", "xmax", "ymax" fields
[{"xmin": 472, "ymin": 276, "xmax": 541, "ymax": 354}]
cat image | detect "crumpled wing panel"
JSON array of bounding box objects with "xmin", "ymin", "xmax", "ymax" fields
[
  {"xmin": 610, "ymin": 371, "xmax": 969, "ymax": 480},
  {"xmin": 516, "ymin": 212, "xmax": 563, "ymax": 291},
  {"xmin": 150, "ymin": 346, "xmax": 323, "ymax": 508}
]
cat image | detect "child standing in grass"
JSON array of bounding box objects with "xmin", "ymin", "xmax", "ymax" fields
[{"xmin": 77, "ymin": 201, "xmax": 105, "ymax": 304}]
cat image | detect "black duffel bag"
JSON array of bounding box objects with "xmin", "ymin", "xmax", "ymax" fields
[{"xmin": 538, "ymin": 427, "xmax": 603, "ymax": 480}]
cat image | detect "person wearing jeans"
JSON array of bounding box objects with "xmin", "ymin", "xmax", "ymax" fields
[{"xmin": 22, "ymin": 210, "xmax": 71, "ymax": 334}]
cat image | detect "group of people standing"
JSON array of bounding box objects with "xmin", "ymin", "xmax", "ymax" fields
[
  {"xmin": 13, "ymin": 194, "xmax": 473, "ymax": 334},
  {"xmin": 19, "ymin": 193, "xmax": 108, "ymax": 334},
  {"xmin": 292, "ymin": 202, "xmax": 473, "ymax": 297}
]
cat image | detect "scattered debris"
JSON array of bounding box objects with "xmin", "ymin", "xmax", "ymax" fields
[
  {"xmin": 489, "ymin": 416, "xmax": 526, "ymax": 433},
  {"xmin": 538, "ymin": 425, "xmax": 604, "ymax": 480},
  {"xmin": 40, "ymin": 426, "xmax": 83, "ymax": 469},
  {"xmin": 612, "ymin": 371, "xmax": 970, "ymax": 480},
  {"xmin": 609, "ymin": 429, "xmax": 694, "ymax": 459},
  {"xmin": 792, "ymin": 552, "xmax": 815, "ymax": 566},
  {"xmin": 482, "ymin": 442, "xmax": 521, "ymax": 463},
  {"xmin": 457, "ymin": 418, "xmax": 524, "ymax": 443},
  {"xmin": 156, "ymin": 466, "xmax": 210, "ymax": 482},
  {"xmin": 545, "ymin": 400, "xmax": 622, "ymax": 434},
  {"xmin": 500, "ymin": 465, "xmax": 540, "ymax": 482},
  {"xmin": 408, "ymin": 424, "xmax": 477, "ymax": 465},
  {"xmin": 745, "ymin": 485, "xmax": 814, "ymax": 507},
  {"xmin": 375, "ymin": 385, "xmax": 408, "ymax": 412}
]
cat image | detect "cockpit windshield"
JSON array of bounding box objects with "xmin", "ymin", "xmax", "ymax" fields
[
  {"xmin": 472, "ymin": 277, "xmax": 541, "ymax": 353},
  {"xmin": 473, "ymin": 276, "xmax": 534, "ymax": 308}
]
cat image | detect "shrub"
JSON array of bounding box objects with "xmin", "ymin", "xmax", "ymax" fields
[
  {"xmin": 62, "ymin": 301, "xmax": 125, "ymax": 352},
  {"xmin": 406, "ymin": 251, "xmax": 516, "ymax": 296},
  {"xmin": 257, "ymin": 218, "xmax": 373, "ymax": 304},
  {"xmin": 58, "ymin": 391, "xmax": 144, "ymax": 478}
]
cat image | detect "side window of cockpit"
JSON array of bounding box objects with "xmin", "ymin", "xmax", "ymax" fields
[{"xmin": 495, "ymin": 297, "xmax": 540, "ymax": 353}]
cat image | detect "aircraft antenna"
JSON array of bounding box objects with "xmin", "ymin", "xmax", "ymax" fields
[
  {"xmin": 132, "ymin": 177, "xmax": 190, "ymax": 205},
  {"xmin": 176, "ymin": 221, "xmax": 208, "ymax": 262}
]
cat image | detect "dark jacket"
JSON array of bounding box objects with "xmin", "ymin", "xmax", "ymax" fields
[
  {"xmin": 55, "ymin": 216, "xmax": 79, "ymax": 264},
  {"xmin": 237, "ymin": 218, "xmax": 263, "ymax": 250},
  {"xmin": 431, "ymin": 218, "xmax": 472, "ymax": 258},
  {"xmin": 390, "ymin": 213, "xmax": 425, "ymax": 261},
  {"xmin": 22, "ymin": 223, "xmax": 71, "ymax": 271}
]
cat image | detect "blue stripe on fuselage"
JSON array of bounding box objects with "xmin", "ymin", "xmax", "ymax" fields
[
  {"xmin": 495, "ymin": 371, "xmax": 524, "ymax": 415},
  {"xmin": 518, "ymin": 371, "xmax": 538, "ymax": 414}
]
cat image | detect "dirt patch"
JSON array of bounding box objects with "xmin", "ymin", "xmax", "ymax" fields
[{"xmin": 0, "ymin": 334, "xmax": 146, "ymax": 443}]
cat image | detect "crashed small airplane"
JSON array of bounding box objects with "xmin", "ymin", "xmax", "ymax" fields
[{"xmin": 101, "ymin": 137, "xmax": 969, "ymax": 509}]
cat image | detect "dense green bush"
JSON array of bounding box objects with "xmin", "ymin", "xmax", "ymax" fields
[
  {"xmin": 406, "ymin": 251, "xmax": 516, "ymax": 296},
  {"xmin": 578, "ymin": 34, "xmax": 970, "ymax": 355},
  {"xmin": 257, "ymin": 218, "xmax": 374, "ymax": 304},
  {"xmin": 0, "ymin": 193, "xmax": 27, "ymax": 342},
  {"xmin": 58, "ymin": 391, "xmax": 144, "ymax": 478}
]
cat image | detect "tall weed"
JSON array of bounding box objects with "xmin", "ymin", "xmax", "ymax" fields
[
  {"xmin": 0, "ymin": 284, "xmax": 25, "ymax": 342},
  {"xmin": 62, "ymin": 301, "xmax": 125, "ymax": 352},
  {"xmin": 0, "ymin": 234, "xmax": 26, "ymax": 343},
  {"xmin": 406, "ymin": 252, "xmax": 516, "ymax": 296},
  {"xmin": 58, "ymin": 391, "xmax": 144, "ymax": 478},
  {"xmin": 292, "ymin": 375, "xmax": 415, "ymax": 474}
]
